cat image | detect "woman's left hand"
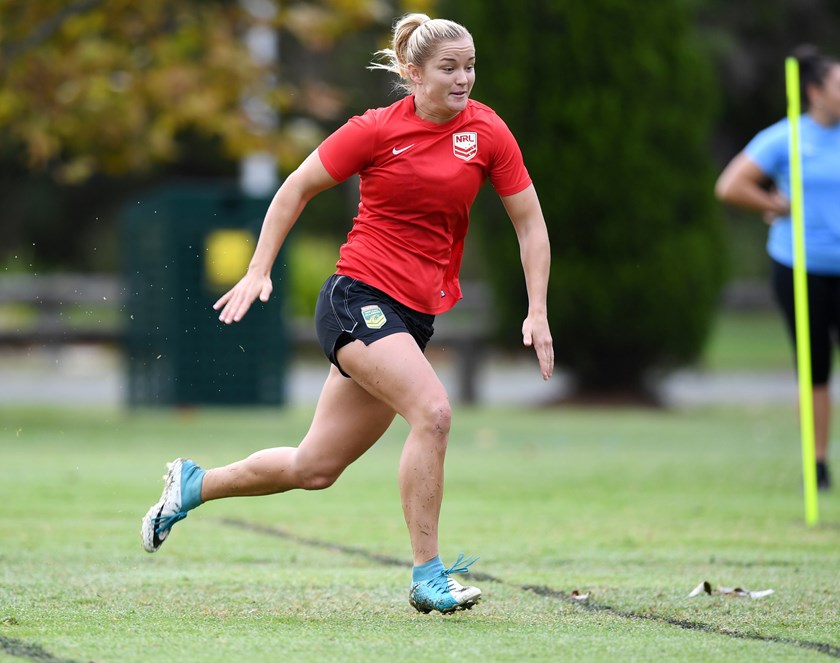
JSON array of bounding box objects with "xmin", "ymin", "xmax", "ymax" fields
[{"xmin": 522, "ymin": 313, "xmax": 554, "ymax": 380}]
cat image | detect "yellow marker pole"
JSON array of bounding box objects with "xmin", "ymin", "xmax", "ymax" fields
[{"xmin": 785, "ymin": 57, "xmax": 819, "ymax": 525}]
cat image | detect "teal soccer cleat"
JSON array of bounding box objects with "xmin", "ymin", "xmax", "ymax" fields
[
  {"xmin": 141, "ymin": 458, "xmax": 204, "ymax": 553},
  {"xmin": 409, "ymin": 553, "xmax": 482, "ymax": 614}
]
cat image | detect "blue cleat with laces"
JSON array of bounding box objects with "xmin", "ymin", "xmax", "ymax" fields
[
  {"xmin": 141, "ymin": 458, "xmax": 205, "ymax": 553},
  {"xmin": 409, "ymin": 553, "xmax": 482, "ymax": 614}
]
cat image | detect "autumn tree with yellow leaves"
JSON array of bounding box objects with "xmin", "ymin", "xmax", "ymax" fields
[
  {"xmin": 0, "ymin": 0, "xmax": 411, "ymax": 183},
  {"xmin": 1, "ymin": 0, "xmax": 433, "ymax": 269}
]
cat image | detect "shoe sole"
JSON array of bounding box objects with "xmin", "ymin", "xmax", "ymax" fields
[
  {"xmin": 140, "ymin": 459, "xmax": 184, "ymax": 553},
  {"xmin": 410, "ymin": 590, "xmax": 482, "ymax": 615},
  {"xmin": 412, "ymin": 597, "xmax": 482, "ymax": 615},
  {"xmin": 442, "ymin": 596, "xmax": 481, "ymax": 615}
]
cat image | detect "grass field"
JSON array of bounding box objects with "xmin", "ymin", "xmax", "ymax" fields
[
  {"xmin": 0, "ymin": 400, "xmax": 838, "ymax": 662},
  {"xmin": 701, "ymin": 310, "xmax": 793, "ymax": 372},
  {"xmin": 703, "ymin": 310, "xmax": 794, "ymax": 372}
]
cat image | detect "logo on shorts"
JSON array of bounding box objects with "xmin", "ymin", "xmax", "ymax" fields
[
  {"xmin": 361, "ymin": 305, "xmax": 386, "ymax": 329},
  {"xmin": 453, "ymin": 132, "xmax": 477, "ymax": 161}
]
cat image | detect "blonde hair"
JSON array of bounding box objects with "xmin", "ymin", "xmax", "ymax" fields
[{"xmin": 369, "ymin": 13, "xmax": 473, "ymax": 94}]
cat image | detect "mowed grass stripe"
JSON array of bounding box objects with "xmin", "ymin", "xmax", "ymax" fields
[{"xmin": 0, "ymin": 635, "xmax": 82, "ymax": 663}]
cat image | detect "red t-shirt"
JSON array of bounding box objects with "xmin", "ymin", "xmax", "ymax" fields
[{"xmin": 317, "ymin": 96, "xmax": 531, "ymax": 314}]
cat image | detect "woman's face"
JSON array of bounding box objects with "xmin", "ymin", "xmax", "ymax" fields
[
  {"xmin": 811, "ymin": 64, "xmax": 840, "ymax": 125},
  {"xmin": 410, "ymin": 37, "xmax": 475, "ymax": 123}
]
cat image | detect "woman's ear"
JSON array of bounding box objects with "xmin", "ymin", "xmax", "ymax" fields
[
  {"xmin": 405, "ymin": 62, "xmax": 422, "ymax": 86},
  {"xmin": 806, "ymin": 81, "xmax": 822, "ymax": 108}
]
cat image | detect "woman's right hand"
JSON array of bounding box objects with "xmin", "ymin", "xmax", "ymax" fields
[
  {"xmin": 210, "ymin": 151, "xmax": 337, "ymax": 325},
  {"xmin": 213, "ymin": 271, "xmax": 273, "ymax": 324},
  {"xmin": 762, "ymin": 190, "xmax": 791, "ymax": 225},
  {"xmin": 715, "ymin": 152, "xmax": 790, "ymax": 223}
]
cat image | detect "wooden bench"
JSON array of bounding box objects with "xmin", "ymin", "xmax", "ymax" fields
[
  {"xmin": 0, "ymin": 275, "xmax": 492, "ymax": 403},
  {"xmin": 0, "ymin": 274, "xmax": 123, "ymax": 345}
]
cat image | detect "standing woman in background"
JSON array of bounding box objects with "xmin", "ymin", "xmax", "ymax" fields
[
  {"xmin": 715, "ymin": 45, "xmax": 840, "ymax": 490},
  {"xmin": 141, "ymin": 13, "xmax": 554, "ymax": 613}
]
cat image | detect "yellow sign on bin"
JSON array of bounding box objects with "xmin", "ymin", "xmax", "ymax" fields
[{"xmin": 205, "ymin": 229, "xmax": 254, "ymax": 292}]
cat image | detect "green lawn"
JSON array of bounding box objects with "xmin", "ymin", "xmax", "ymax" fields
[
  {"xmin": 701, "ymin": 310, "xmax": 793, "ymax": 372},
  {"xmin": 0, "ymin": 404, "xmax": 837, "ymax": 662}
]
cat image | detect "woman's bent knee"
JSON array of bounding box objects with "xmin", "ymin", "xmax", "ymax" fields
[{"xmin": 414, "ymin": 398, "xmax": 452, "ymax": 439}]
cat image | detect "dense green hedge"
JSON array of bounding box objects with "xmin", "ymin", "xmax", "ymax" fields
[{"xmin": 444, "ymin": 0, "xmax": 727, "ymax": 392}]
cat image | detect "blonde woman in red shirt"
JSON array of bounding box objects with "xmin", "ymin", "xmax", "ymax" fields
[{"xmin": 141, "ymin": 13, "xmax": 553, "ymax": 615}]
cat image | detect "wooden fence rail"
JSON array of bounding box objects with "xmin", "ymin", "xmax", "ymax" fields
[{"xmin": 0, "ymin": 274, "xmax": 491, "ymax": 403}]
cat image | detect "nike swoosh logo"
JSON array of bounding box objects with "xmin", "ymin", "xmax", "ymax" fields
[{"xmin": 392, "ymin": 144, "xmax": 415, "ymax": 155}]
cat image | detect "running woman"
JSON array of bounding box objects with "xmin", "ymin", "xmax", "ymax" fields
[
  {"xmin": 716, "ymin": 45, "xmax": 840, "ymax": 491},
  {"xmin": 141, "ymin": 13, "xmax": 554, "ymax": 613}
]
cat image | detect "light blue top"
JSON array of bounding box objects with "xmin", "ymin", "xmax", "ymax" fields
[{"xmin": 745, "ymin": 115, "xmax": 840, "ymax": 275}]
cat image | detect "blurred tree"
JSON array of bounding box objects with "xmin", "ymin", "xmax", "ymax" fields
[
  {"xmin": 444, "ymin": 0, "xmax": 727, "ymax": 399},
  {"xmin": 0, "ymin": 0, "xmax": 413, "ymax": 272},
  {"xmin": 0, "ymin": 0, "xmax": 393, "ymax": 183},
  {"xmin": 695, "ymin": 0, "xmax": 840, "ymax": 161}
]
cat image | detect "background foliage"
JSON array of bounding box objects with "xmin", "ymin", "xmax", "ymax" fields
[
  {"xmin": 0, "ymin": 0, "xmax": 400, "ymax": 181},
  {"xmin": 446, "ymin": 0, "xmax": 726, "ymax": 392},
  {"xmin": 3, "ymin": 0, "xmax": 840, "ymax": 393},
  {"xmin": 0, "ymin": 0, "xmax": 400, "ymax": 271}
]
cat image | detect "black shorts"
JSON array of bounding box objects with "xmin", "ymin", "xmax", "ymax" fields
[
  {"xmin": 771, "ymin": 259, "xmax": 840, "ymax": 386},
  {"xmin": 314, "ymin": 274, "xmax": 435, "ymax": 377}
]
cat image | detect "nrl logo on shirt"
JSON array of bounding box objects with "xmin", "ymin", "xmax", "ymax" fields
[{"xmin": 452, "ymin": 132, "xmax": 477, "ymax": 161}]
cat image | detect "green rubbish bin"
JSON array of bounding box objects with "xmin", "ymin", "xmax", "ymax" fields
[{"xmin": 121, "ymin": 181, "xmax": 288, "ymax": 406}]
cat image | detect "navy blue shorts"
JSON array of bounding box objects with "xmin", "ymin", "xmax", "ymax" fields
[
  {"xmin": 771, "ymin": 259, "xmax": 840, "ymax": 386},
  {"xmin": 314, "ymin": 274, "xmax": 435, "ymax": 377}
]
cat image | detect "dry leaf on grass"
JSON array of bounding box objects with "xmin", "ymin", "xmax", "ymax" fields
[{"xmin": 688, "ymin": 580, "xmax": 774, "ymax": 599}]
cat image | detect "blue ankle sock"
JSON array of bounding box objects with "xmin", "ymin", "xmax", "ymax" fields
[
  {"xmin": 412, "ymin": 556, "xmax": 445, "ymax": 583},
  {"xmin": 180, "ymin": 461, "xmax": 206, "ymax": 512}
]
